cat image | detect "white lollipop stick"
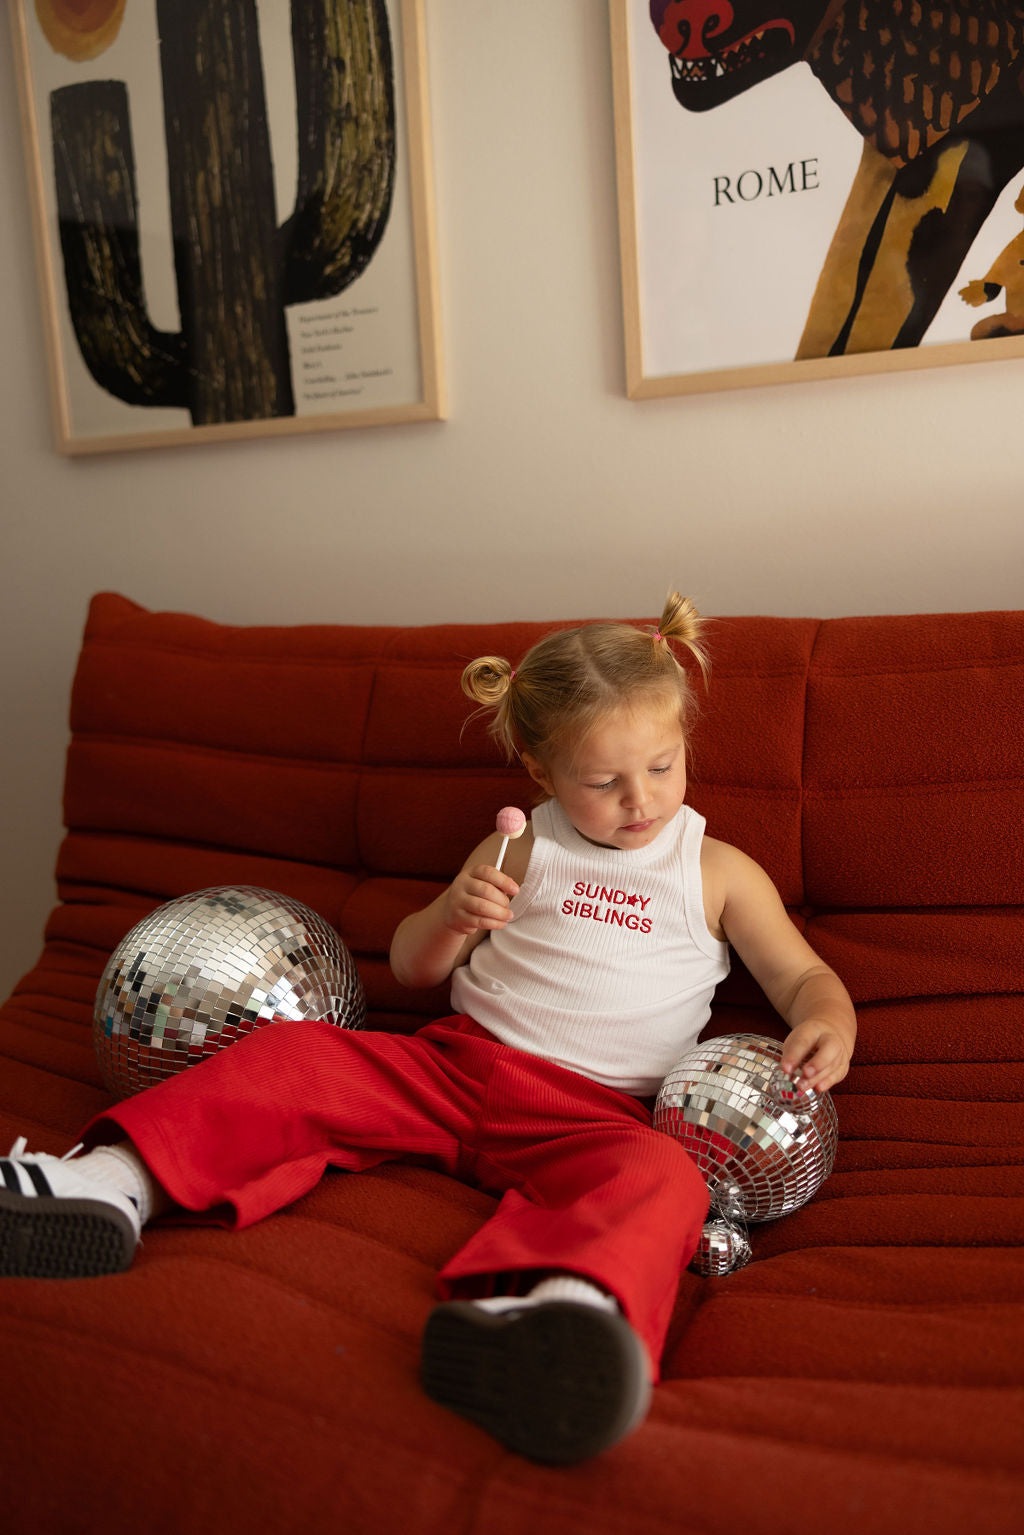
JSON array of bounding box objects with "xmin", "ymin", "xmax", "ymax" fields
[{"xmin": 494, "ymin": 806, "xmax": 527, "ymax": 871}]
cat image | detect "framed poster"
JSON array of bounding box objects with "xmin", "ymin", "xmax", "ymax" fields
[
  {"xmin": 10, "ymin": 0, "xmax": 444, "ymax": 453},
  {"xmin": 610, "ymin": 0, "xmax": 1024, "ymax": 396}
]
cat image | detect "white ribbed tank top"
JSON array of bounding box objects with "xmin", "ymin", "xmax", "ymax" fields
[{"xmin": 449, "ymin": 798, "xmax": 730, "ymax": 1094}]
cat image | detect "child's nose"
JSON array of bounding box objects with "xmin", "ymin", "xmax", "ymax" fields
[{"xmin": 621, "ymin": 778, "xmax": 649, "ymax": 809}]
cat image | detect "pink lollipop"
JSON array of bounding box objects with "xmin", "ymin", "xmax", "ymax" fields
[{"xmin": 494, "ymin": 806, "xmax": 527, "ymax": 871}]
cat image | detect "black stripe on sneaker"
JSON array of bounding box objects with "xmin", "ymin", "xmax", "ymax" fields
[
  {"xmin": 0, "ymin": 1161, "xmax": 19, "ymax": 1192},
  {"xmin": 24, "ymin": 1163, "xmax": 53, "ymax": 1197}
]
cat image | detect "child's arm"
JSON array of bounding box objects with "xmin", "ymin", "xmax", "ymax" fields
[
  {"xmin": 389, "ymin": 830, "xmax": 528, "ymax": 990},
  {"xmin": 702, "ymin": 839, "xmax": 856, "ymax": 1093}
]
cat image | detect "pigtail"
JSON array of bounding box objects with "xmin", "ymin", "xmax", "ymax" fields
[
  {"xmin": 461, "ymin": 655, "xmax": 514, "ymax": 706},
  {"xmin": 657, "ymin": 591, "xmax": 710, "ymax": 689},
  {"xmin": 461, "ymin": 655, "xmax": 518, "ymax": 758}
]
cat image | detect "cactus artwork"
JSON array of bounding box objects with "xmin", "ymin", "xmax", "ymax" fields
[{"xmin": 48, "ymin": 0, "xmax": 397, "ymax": 425}]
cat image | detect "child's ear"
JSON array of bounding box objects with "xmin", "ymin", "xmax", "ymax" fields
[{"xmin": 521, "ymin": 752, "xmax": 554, "ymax": 797}]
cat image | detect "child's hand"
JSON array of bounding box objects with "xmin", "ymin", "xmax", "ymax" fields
[
  {"xmin": 780, "ymin": 1021, "xmax": 853, "ymax": 1095},
  {"xmin": 442, "ymin": 864, "xmax": 519, "ymax": 937}
]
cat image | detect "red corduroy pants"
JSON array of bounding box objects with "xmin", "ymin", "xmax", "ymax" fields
[{"xmin": 87, "ymin": 1015, "xmax": 709, "ymax": 1376}]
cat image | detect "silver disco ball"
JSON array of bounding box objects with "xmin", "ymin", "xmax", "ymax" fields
[
  {"xmin": 655, "ymin": 1033, "xmax": 838, "ymax": 1225},
  {"xmin": 690, "ymin": 1217, "xmax": 753, "ymax": 1278},
  {"xmin": 94, "ymin": 886, "xmax": 366, "ymax": 1097}
]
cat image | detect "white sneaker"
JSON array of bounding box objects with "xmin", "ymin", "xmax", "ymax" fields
[{"xmin": 0, "ymin": 1138, "xmax": 141, "ymax": 1278}]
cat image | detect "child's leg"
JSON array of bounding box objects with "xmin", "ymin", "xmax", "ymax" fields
[
  {"xmin": 2, "ymin": 1016, "xmax": 486, "ymax": 1277},
  {"xmin": 425, "ymin": 1118, "xmax": 706, "ymax": 1463},
  {"xmin": 421, "ymin": 1046, "xmax": 708, "ymax": 1463},
  {"xmin": 438, "ymin": 1124, "xmax": 708, "ymax": 1374},
  {"xmin": 84, "ymin": 1017, "xmax": 483, "ymax": 1228},
  {"xmin": 437, "ymin": 1066, "xmax": 708, "ymax": 1376}
]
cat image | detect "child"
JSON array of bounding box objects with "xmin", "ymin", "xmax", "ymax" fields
[{"xmin": 0, "ymin": 593, "xmax": 855, "ymax": 1465}]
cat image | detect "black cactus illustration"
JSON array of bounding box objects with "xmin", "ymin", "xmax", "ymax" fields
[{"xmin": 50, "ymin": 0, "xmax": 396, "ymax": 424}]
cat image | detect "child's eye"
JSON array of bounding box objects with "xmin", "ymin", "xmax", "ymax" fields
[
  {"xmin": 650, "ymin": 766, "xmax": 671, "ymax": 776},
  {"xmin": 588, "ymin": 780, "xmax": 616, "ymax": 792}
]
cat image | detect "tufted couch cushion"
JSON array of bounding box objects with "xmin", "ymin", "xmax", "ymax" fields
[{"xmin": 1, "ymin": 592, "xmax": 1022, "ymax": 1533}]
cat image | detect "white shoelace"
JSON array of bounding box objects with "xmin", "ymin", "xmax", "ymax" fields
[{"xmin": 5, "ymin": 1137, "xmax": 83, "ymax": 1162}]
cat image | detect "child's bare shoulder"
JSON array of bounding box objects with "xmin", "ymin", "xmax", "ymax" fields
[
  {"xmin": 700, "ymin": 835, "xmax": 775, "ymax": 887},
  {"xmin": 701, "ymin": 835, "xmax": 757, "ymax": 869},
  {"xmin": 699, "ymin": 836, "xmax": 773, "ymax": 938}
]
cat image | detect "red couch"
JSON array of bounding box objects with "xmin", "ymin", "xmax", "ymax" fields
[{"xmin": 2, "ymin": 592, "xmax": 1022, "ymax": 1534}]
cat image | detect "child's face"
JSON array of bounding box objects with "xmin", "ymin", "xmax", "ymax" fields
[{"xmin": 524, "ymin": 699, "xmax": 688, "ymax": 850}]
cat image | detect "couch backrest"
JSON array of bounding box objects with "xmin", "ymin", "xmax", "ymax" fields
[{"xmin": 49, "ymin": 593, "xmax": 1024, "ymax": 1040}]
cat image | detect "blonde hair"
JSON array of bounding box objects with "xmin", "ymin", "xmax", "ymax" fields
[{"xmin": 461, "ymin": 592, "xmax": 709, "ymax": 764}]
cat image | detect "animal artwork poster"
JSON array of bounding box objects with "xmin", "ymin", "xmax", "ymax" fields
[
  {"xmin": 10, "ymin": 0, "xmax": 443, "ymax": 452},
  {"xmin": 611, "ymin": 1, "xmax": 1024, "ymax": 394}
]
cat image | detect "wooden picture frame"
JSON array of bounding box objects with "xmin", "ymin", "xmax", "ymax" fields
[
  {"xmin": 610, "ymin": 0, "xmax": 1024, "ymax": 398},
  {"xmin": 9, "ymin": 0, "xmax": 444, "ymax": 453}
]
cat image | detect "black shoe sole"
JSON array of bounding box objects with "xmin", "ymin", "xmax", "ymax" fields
[
  {"xmin": 0, "ymin": 1191, "xmax": 137, "ymax": 1278},
  {"xmin": 421, "ymin": 1300, "xmax": 651, "ymax": 1464}
]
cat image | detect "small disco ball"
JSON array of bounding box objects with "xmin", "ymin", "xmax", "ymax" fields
[
  {"xmin": 94, "ymin": 886, "xmax": 366, "ymax": 1097},
  {"xmin": 690, "ymin": 1217, "xmax": 753, "ymax": 1278},
  {"xmin": 655, "ymin": 1033, "xmax": 838, "ymax": 1225}
]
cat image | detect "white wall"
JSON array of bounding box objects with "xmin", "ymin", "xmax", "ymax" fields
[{"xmin": 2, "ymin": 0, "xmax": 1022, "ymax": 999}]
